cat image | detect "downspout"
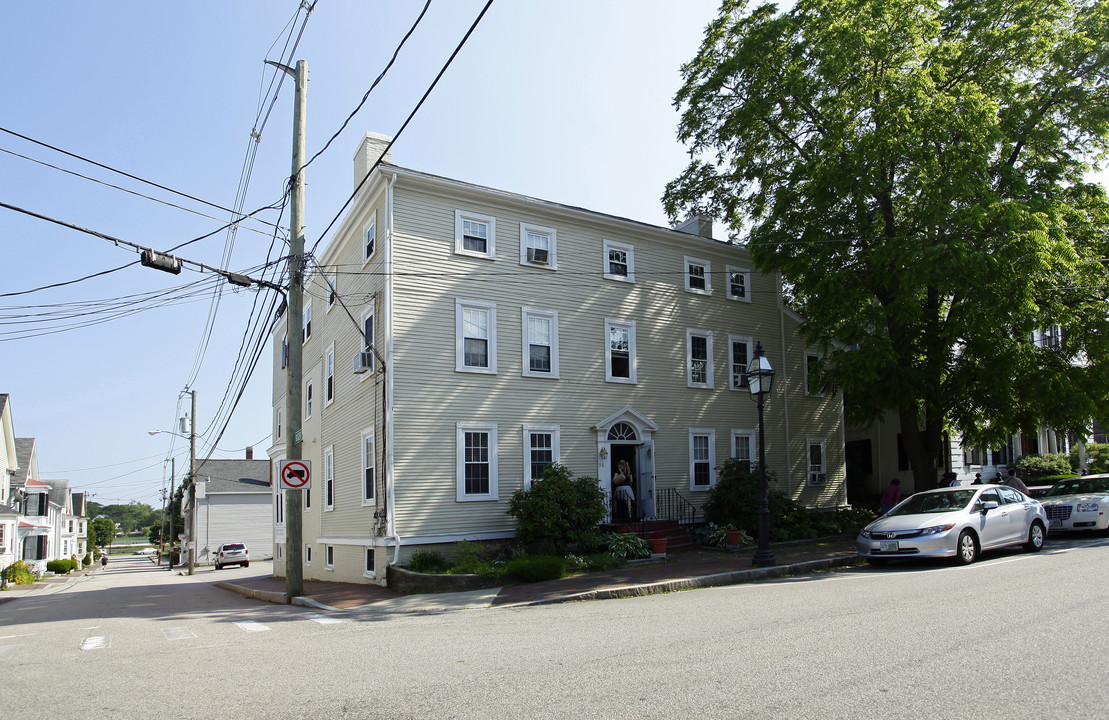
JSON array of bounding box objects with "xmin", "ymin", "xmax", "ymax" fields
[
  {"xmin": 776, "ymin": 271, "xmax": 795, "ymax": 497},
  {"xmin": 385, "ymin": 172, "xmax": 402, "ymax": 566}
]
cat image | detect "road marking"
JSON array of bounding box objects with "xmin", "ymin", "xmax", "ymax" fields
[
  {"xmin": 81, "ymin": 636, "xmax": 110, "ymax": 651},
  {"xmin": 162, "ymin": 627, "xmax": 196, "ymax": 641},
  {"xmin": 0, "ymin": 634, "xmax": 36, "ymax": 640},
  {"xmin": 304, "ymin": 613, "xmax": 342, "ymax": 625},
  {"xmin": 234, "ymin": 621, "xmax": 270, "ymax": 633},
  {"xmin": 0, "ymin": 645, "xmax": 20, "ymax": 661}
]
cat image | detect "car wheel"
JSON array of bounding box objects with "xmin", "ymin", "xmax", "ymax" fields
[
  {"xmin": 1024, "ymin": 521, "xmax": 1045, "ymax": 552},
  {"xmin": 867, "ymin": 557, "xmax": 888, "ymax": 567},
  {"xmin": 956, "ymin": 530, "xmax": 978, "ymax": 565},
  {"xmin": 243, "ymin": 561, "xmax": 249, "ymax": 568}
]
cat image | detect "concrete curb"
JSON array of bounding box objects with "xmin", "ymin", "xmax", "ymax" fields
[
  {"xmin": 216, "ymin": 581, "xmax": 288, "ymax": 605},
  {"xmin": 495, "ymin": 555, "xmax": 866, "ymax": 608}
]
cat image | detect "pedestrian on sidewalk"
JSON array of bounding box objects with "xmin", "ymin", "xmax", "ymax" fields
[
  {"xmin": 879, "ymin": 479, "xmax": 901, "ymax": 515},
  {"xmin": 99, "ymin": 553, "xmax": 108, "ymax": 567},
  {"xmin": 1005, "ymin": 469, "xmax": 1031, "ymax": 495}
]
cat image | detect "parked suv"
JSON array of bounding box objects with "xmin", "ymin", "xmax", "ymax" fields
[{"xmin": 213, "ymin": 543, "xmax": 249, "ymax": 569}]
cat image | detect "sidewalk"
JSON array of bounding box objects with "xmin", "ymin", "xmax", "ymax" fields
[{"xmin": 216, "ymin": 537, "xmax": 862, "ymax": 613}]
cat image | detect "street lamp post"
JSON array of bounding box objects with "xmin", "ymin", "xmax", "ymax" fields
[{"xmin": 747, "ymin": 341, "xmax": 776, "ymax": 567}]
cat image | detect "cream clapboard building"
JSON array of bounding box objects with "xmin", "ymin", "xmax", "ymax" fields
[{"xmin": 268, "ymin": 134, "xmax": 846, "ymax": 586}]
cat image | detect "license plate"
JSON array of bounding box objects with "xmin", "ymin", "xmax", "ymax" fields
[
  {"xmin": 879, "ymin": 541, "xmax": 898, "ymax": 552},
  {"xmin": 1050, "ymin": 519, "xmax": 1062, "ymax": 528}
]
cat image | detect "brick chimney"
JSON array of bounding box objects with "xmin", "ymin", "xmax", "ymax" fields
[
  {"xmin": 245, "ymin": 446, "xmax": 253, "ymax": 460},
  {"xmin": 354, "ymin": 132, "xmax": 393, "ymax": 190}
]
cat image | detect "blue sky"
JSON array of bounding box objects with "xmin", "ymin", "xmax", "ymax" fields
[{"xmin": 1, "ymin": 1, "xmax": 722, "ymax": 507}]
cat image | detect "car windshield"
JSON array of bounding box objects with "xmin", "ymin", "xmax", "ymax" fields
[
  {"xmin": 1044, "ymin": 478, "xmax": 1109, "ymax": 496},
  {"xmin": 223, "ymin": 544, "xmax": 245, "ymax": 551},
  {"xmin": 888, "ymin": 489, "xmax": 978, "ymax": 516}
]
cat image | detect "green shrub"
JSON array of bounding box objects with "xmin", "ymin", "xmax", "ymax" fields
[
  {"xmin": 507, "ymin": 464, "xmax": 606, "ymax": 554},
  {"xmin": 504, "ymin": 555, "xmax": 567, "ymax": 583},
  {"xmin": 704, "ymin": 459, "xmax": 808, "ymax": 541},
  {"xmin": 82, "ymin": 553, "xmax": 92, "ymax": 567},
  {"xmin": 1072, "ymin": 442, "xmax": 1109, "ymax": 474},
  {"xmin": 46, "ymin": 559, "xmax": 77, "ymax": 575},
  {"xmin": 446, "ymin": 540, "xmax": 504, "ymax": 578},
  {"xmin": 1013, "ymin": 453, "xmax": 1072, "ymax": 478},
  {"xmin": 408, "ymin": 550, "xmax": 450, "ymax": 574},
  {"xmin": 4, "ymin": 560, "xmax": 39, "ymax": 585},
  {"xmin": 583, "ymin": 552, "xmax": 623, "ymax": 571},
  {"xmin": 603, "ymin": 532, "xmax": 649, "ymax": 560}
]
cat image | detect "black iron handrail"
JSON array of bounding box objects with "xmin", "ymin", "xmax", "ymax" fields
[{"xmin": 655, "ymin": 487, "xmax": 696, "ymax": 526}]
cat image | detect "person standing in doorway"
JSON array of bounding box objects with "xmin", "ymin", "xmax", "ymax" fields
[{"xmin": 612, "ymin": 459, "xmax": 635, "ymax": 520}]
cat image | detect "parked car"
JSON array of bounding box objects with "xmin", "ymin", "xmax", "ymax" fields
[
  {"xmin": 213, "ymin": 543, "xmax": 249, "ymax": 569},
  {"xmin": 132, "ymin": 547, "xmax": 158, "ymax": 555},
  {"xmin": 857, "ymin": 485, "xmax": 1048, "ymax": 565},
  {"xmin": 1038, "ymin": 474, "xmax": 1109, "ymax": 533}
]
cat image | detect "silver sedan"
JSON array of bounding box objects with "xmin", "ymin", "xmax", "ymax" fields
[{"xmin": 857, "ymin": 484, "xmax": 1048, "ymax": 565}]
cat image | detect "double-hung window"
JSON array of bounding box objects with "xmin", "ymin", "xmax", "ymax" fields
[
  {"xmin": 361, "ymin": 427, "xmax": 376, "ymax": 505},
  {"xmin": 275, "ymin": 407, "xmax": 282, "ymax": 440},
  {"xmin": 305, "ymin": 380, "xmax": 313, "ymax": 420},
  {"xmin": 327, "ymin": 270, "xmax": 337, "ymax": 311},
  {"xmin": 364, "ymin": 547, "xmax": 375, "ymax": 579},
  {"xmin": 302, "ymin": 301, "xmax": 312, "ymax": 343},
  {"xmin": 685, "ymin": 256, "xmax": 711, "ymax": 294},
  {"xmin": 808, "ymin": 438, "xmax": 827, "ymax": 485},
  {"xmin": 603, "ymin": 239, "xmax": 635, "ymax": 282},
  {"xmin": 455, "ymin": 210, "xmax": 496, "ymax": 259},
  {"xmin": 689, "ymin": 429, "xmax": 717, "ymax": 491},
  {"xmin": 728, "ymin": 335, "xmax": 751, "ymax": 390},
  {"xmin": 457, "ymin": 423, "xmax": 498, "ymax": 501},
  {"xmin": 726, "ymin": 265, "xmax": 751, "ymax": 302},
  {"xmin": 323, "ymin": 446, "xmax": 335, "ymax": 511},
  {"xmin": 521, "ymin": 223, "xmax": 556, "ymax": 268},
  {"xmin": 360, "ymin": 311, "xmax": 375, "ymax": 376},
  {"xmin": 281, "ymin": 333, "xmax": 288, "ymax": 369},
  {"xmin": 731, "ymin": 429, "xmax": 755, "ymax": 467},
  {"xmin": 522, "ymin": 425, "xmax": 560, "ymax": 490},
  {"xmin": 687, "ymin": 330, "xmax": 714, "ymax": 388},
  {"xmin": 363, "ymin": 214, "xmax": 376, "ymax": 264},
  {"xmin": 325, "ymin": 545, "xmax": 335, "ymax": 569},
  {"xmin": 325, "ymin": 344, "xmax": 335, "ymax": 406},
  {"xmin": 522, "ymin": 308, "xmax": 558, "ymax": 378},
  {"xmin": 605, "ymin": 318, "xmax": 637, "ymax": 383},
  {"xmin": 456, "ymin": 300, "xmax": 497, "ymax": 373},
  {"xmin": 805, "ymin": 352, "xmax": 823, "ymax": 396}
]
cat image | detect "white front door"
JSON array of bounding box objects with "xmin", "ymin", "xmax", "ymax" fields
[{"xmin": 637, "ymin": 444, "xmax": 655, "ymax": 519}]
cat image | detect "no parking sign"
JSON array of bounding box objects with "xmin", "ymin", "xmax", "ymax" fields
[{"xmin": 279, "ymin": 460, "xmax": 312, "ymax": 490}]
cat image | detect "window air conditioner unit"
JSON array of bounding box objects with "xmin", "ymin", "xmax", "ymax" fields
[
  {"xmin": 527, "ymin": 247, "xmax": 549, "ymax": 264},
  {"xmin": 353, "ymin": 352, "xmax": 373, "ymax": 374}
]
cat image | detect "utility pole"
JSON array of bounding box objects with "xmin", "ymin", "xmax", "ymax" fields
[
  {"xmin": 167, "ymin": 457, "xmax": 175, "ymax": 570},
  {"xmin": 187, "ymin": 389, "xmax": 197, "ymax": 576},
  {"xmin": 283, "ymin": 58, "xmax": 307, "ymax": 600}
]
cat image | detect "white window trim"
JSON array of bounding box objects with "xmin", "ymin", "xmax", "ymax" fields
[
  {"xmin": 456, "ymin": 422, "xmax": 499, "ymax": 502},
  {"xmin": 360, "ymin": 309, "xmax": 376, "ymax": 381},
  {"xmin": 726, "ymin": 265, "xmax": 752, "ymax": 303},
  {"xmin": 324, "ymin": 544, "xmax": 335, "ymax": 570},
  {"xmin": 363, "ymin": 213, "xmax": 377, "ymax": 265},
  {"xmin": 689, "ymin": 429, "xmax": 717, "ymax": 492},
  {"xmin": 326, "ymin": 269, "xmax": 337, "ymax": 312},
  {"xmin": 731, "ymin": 428, "xmax": 756, "ymax": 464},
  {"xmin": 302, "ymin": 300, "xmax": 312, "ymax": 344},
  {"xmin": 323, "ymin": 445, "xmax": 335, "ymax": 512},
  {"xmin": 520, "ymin": 222, "xmax": 557, "ymax": 270},
  {"xmin": 304, "ymin": 379, "xmax": 313, "ymax": 420},
  {"xmin": 456, "ymin": 299, "xmax": 498, "ymax": 374},
  {"xmin": 728, "ymin": 334, "xmax": 753, "ymax": 391},
  {"xmin": 281, "ymin": 332, "xmax": 288, "ymax": 369},
  {"xmin": 455, "ymin": 209, "xmax": 496, "ymax": 260},
  {"xmin": 363, "ymin": 546, "xmax": 376, "ymax": 579},
  {"xmin": 304, "ymin": 544, "xmax": 312, "ymax": 566},
  {"xmin": 361, "ymin": 426, "xmax": 376, "ymax": 506},
  {"xmin": 684, "ymin": 256, "xmax": 712, "ymax": 295},
  {"xmin": 805, "ymin": 351, "xmax": 824, "ymax": 397},
  {"xmin": 605, "ymin": 317, "xmax": 638, "ymax": 384},
  {"xmin": 522, "ymin": 424, "xmax": 560, "ymax": 490},
  {"xmin": 808, "ymin": 437, "xmax": 828, "ymax": 485},
  {"xmin": 521, "ymin": 307, "xmax": 559, "ymax": 379},
  {"xmin": 603, "ymin": 239, "xmax": 635, "ymax": 282},
  {"xmin": 687, "ymin": 329, "xmax": 715, "ymax": 389},
  {"xmin": 325, "ymin": 343, "xmax": 336, "ymax": 407},
  {"xmin": 275, "ymin": 406, "xmax": 282, "ymax": 441}
]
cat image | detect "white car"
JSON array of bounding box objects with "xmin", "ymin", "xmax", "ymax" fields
[
  {"xmin": 1038, "ymin": 474, "xmax": 1109, "ymax": 533},
  {"xmin": 132, "ymin": 547, "xmax": 158, "ymax": 555},
  {"xmin": 857, "ymin": 485, "xmax": 1048, "ymax": 565},
  {"xmin": 213, "ymin": 543, "xmax": 249, "ymax": 569}
]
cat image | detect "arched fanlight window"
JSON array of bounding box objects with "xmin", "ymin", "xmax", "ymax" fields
[{"xmin": 607, "ymin": 422, "xmax": 638, "ymax": 441}]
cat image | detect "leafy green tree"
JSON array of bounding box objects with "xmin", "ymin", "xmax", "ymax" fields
[
  {"xmin": 665, "ymin": 0, "xmax": 1109, "ymax": 488},
  {"xmin": 89, "ymin": 517, "xmax": 116, "ymax": 549}
]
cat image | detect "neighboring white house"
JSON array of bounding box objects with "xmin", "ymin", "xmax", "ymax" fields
[
  {"xmin": 0, "ymin": 394, "xmax": 18, "ymax": 571},
  {"xmin": 267, "ymin": 133, "xmax": 848, "ymax": 586},
  {"xmin": 187, "ymin": 454, "xmax": 273, "ymax": 565}
]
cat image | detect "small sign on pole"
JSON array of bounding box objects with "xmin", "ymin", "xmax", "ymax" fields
[{"xmin": 279, "ymin": 460, "xmax": 312, "ymax": 490}]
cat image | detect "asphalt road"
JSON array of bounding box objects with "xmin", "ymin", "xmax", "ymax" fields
[{"xmin": 2, "ymin": 536, "xmax": 1107, "ymax": 719}]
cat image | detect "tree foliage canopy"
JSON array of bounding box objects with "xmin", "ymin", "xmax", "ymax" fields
[{"xmin": 665, "ymin": 0, "xmax": 1109, "ymax": 483}]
